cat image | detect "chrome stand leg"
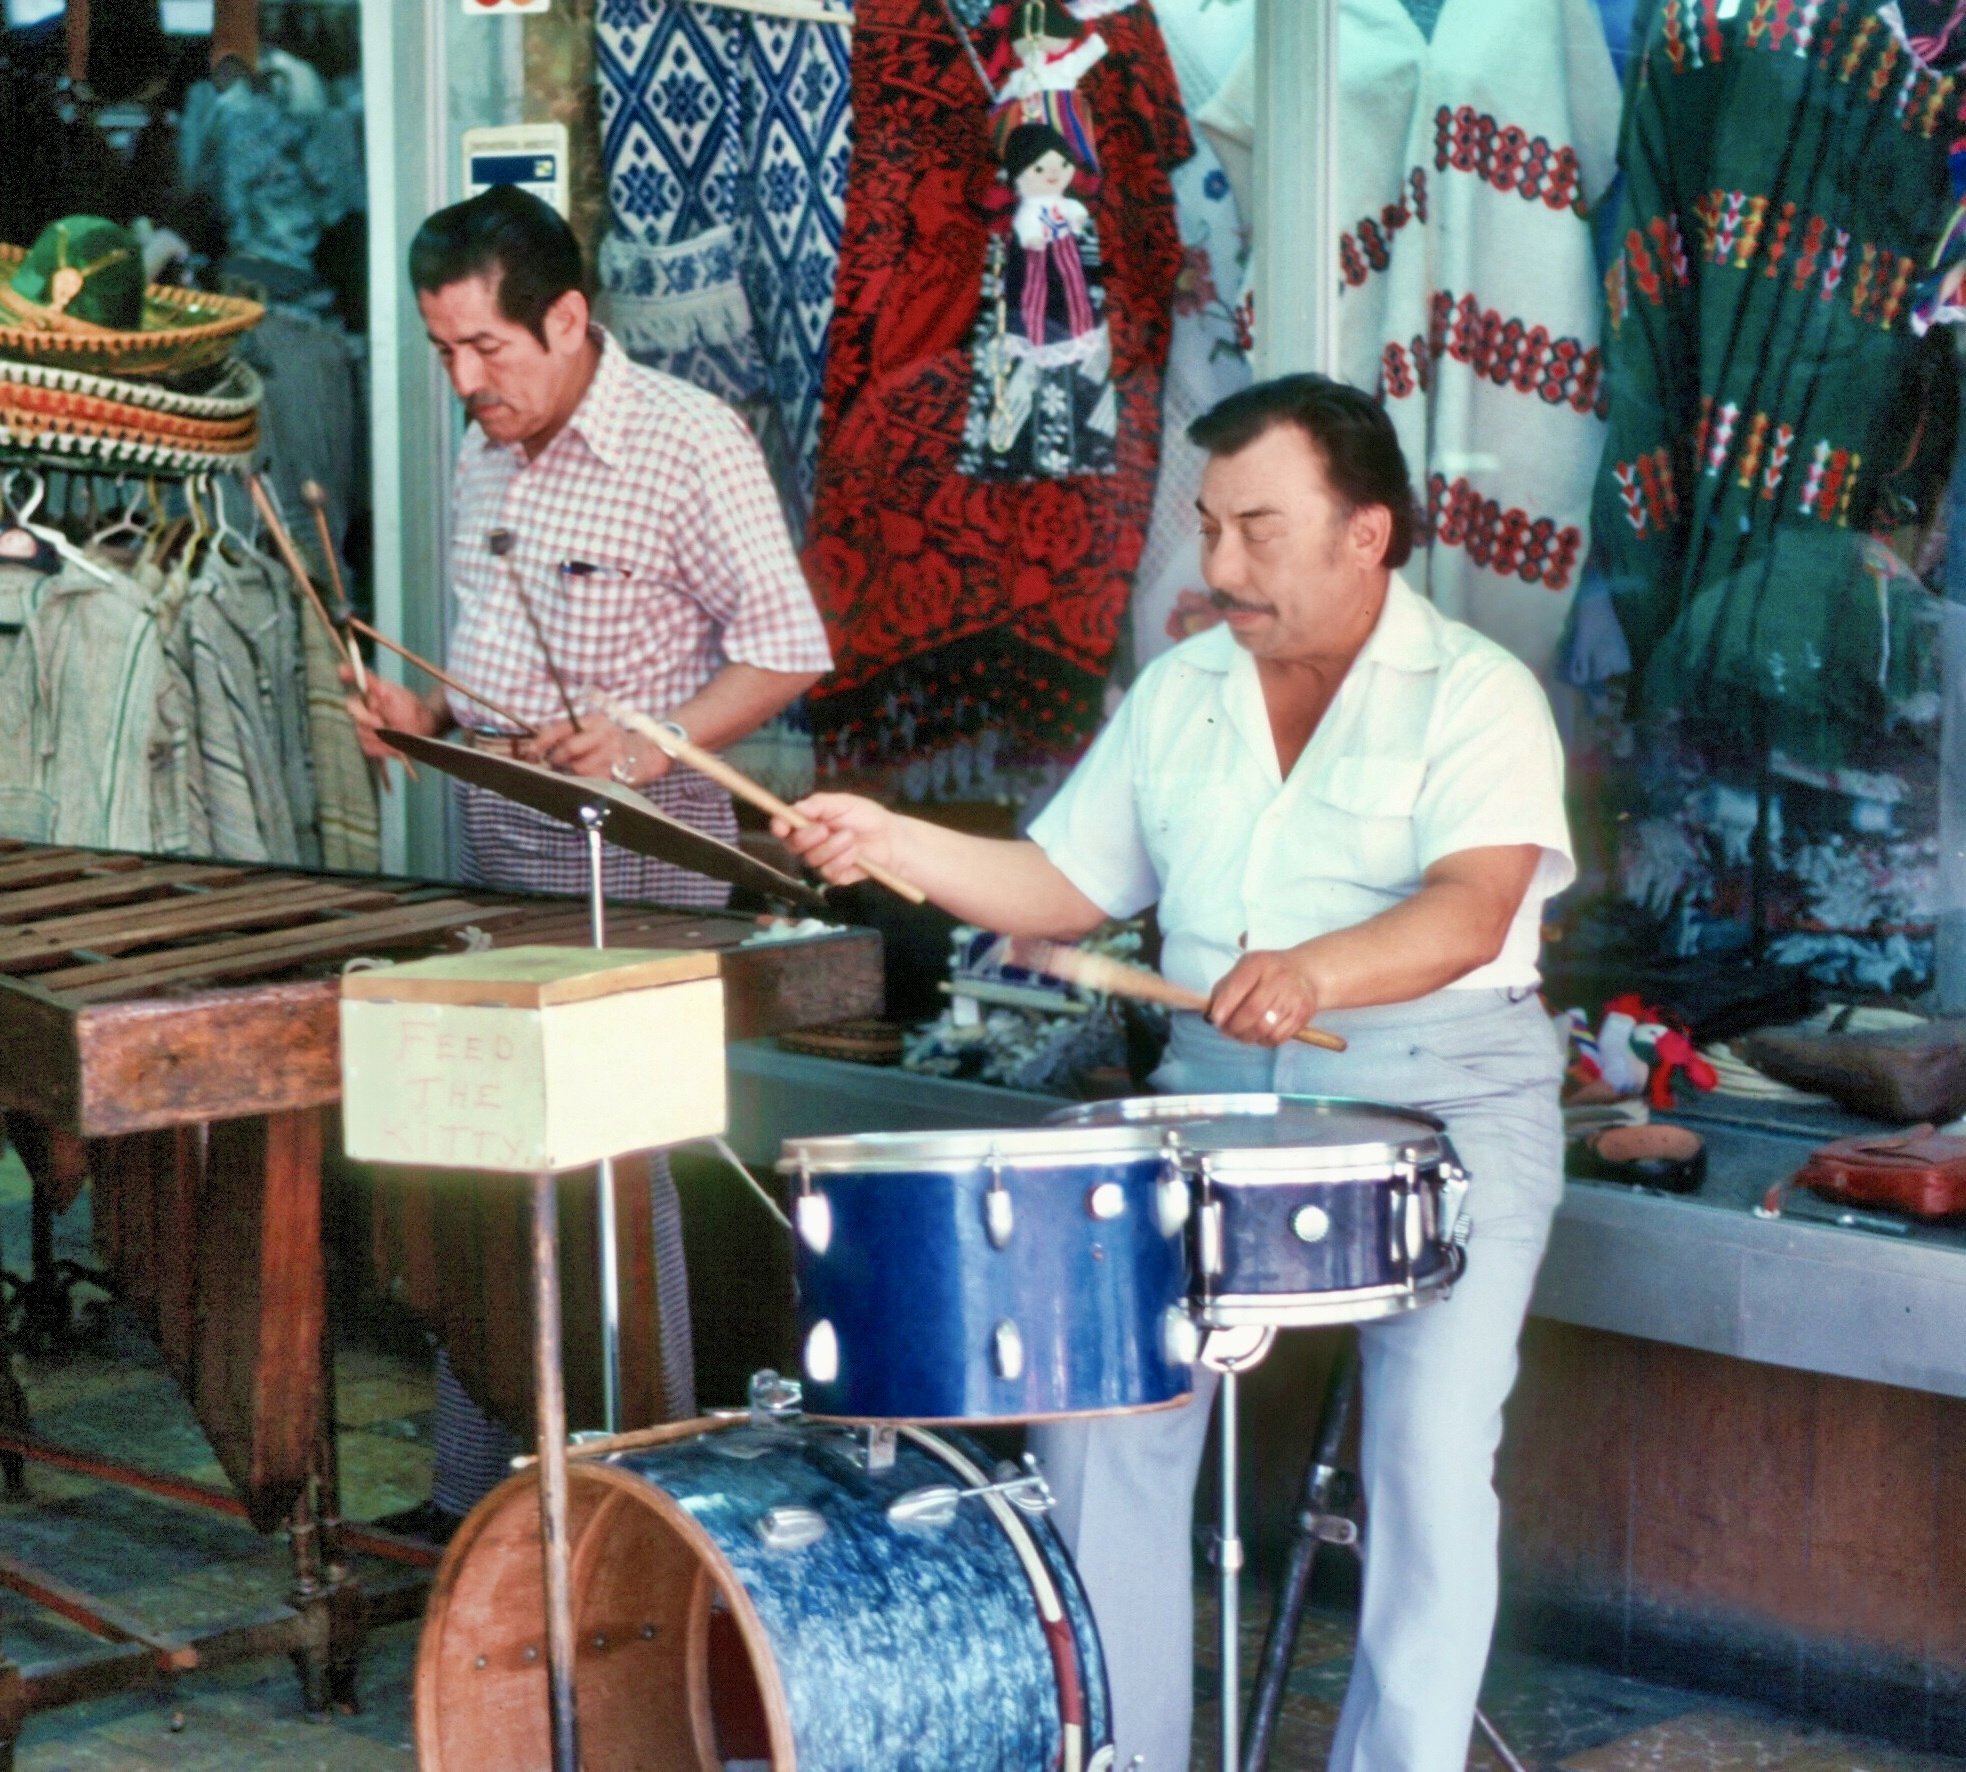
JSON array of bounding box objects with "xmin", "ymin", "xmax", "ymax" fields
[
  {"xmin": 580, "ymin": 807, "xmax": 621, "ymax": 1435},
  {"xmin": 530, "ymin": 1172, "xmax": 580, "ymax": 1772},
  {"xmin": 1203, "ymin": 1324, "xmax": 1275, "ymax": 1772},
  {"xmin": 1218, "ymin": 1364, "xmax": 1243, "ymax": 1772}
]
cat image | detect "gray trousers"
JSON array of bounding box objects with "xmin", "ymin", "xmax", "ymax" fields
[{"xmin": 1031, "ymin": 989, "xmax": 1564, "ymax": 1772}]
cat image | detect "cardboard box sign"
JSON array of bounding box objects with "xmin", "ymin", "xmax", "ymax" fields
[{"xmin": 340, "ymin": 947, "xmax": 726, "ymax": 1174}]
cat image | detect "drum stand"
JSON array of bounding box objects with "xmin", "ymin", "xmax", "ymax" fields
[
  {"xmin": 579, "ymin": 803, "xmax": 624, "ymax": 1434},
  {"xmin": 528, "ymin": 1168, "xmax": 582, "ymax": 1772},
  {"xmin": 1203, "ymin": 1323, "xmax": 1276, "ymax": 1772},
  {"xmin": 1237, "ymin": 1331, "xmax": 1530, "ymax": 1772}
]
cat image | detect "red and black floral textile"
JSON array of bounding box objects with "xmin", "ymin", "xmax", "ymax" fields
[{"xmin": 803, "ymin": 0, "xmax": 1189, "ymax": 790}]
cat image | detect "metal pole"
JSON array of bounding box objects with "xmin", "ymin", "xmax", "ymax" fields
[
  {"xmin": 1219, "ymin": 1365, "xmax": 1244, "ymax": 1772},
  {"xmin": 580, "ymin": 804, "xmax": 622, "ymax": 1435},
  {"xmin": 530, "ymin": 1171, "xmax": 581, "ymax": 1772},
  {"xmin": 1253, "ymin": 0, "xmax": 1341, "ymax": 381}
]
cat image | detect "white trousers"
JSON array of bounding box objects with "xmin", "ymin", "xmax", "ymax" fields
[{"xmin": 1031, "ymin": 989, "xmax": 1565, "ymax": 1772}]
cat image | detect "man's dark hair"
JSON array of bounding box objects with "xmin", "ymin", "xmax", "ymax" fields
[
  {"xmin": 408, "ymin": 185, "xmax": 587, "ymax": 346},
  {"xmin": 1188, "ymin": 374, "xmax": 1418, "ymax": 569}
]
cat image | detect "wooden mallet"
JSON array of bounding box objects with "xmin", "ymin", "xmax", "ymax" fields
[
  {"xmin": 1001, "ymin": 937, "xmax": 1348, "ymax": 1052},
  {"xmin": 594, "ymin": 694, "xmax": 929, "ymax": 906},
  {"xmin": 299, "ymin": 478, "xmax": 365, "ymax": 694}
]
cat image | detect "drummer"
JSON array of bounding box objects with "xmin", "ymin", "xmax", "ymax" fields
[
  {"xmin": 344, "ymin": 184, "xmax": 834, "ymax": 1536},
  {"xmin": 776, "ymin": 374, "xmax": 1573, "ymax": 1772}
]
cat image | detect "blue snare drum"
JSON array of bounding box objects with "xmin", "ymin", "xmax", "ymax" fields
[
  {"xmin": 1048, "ymin": 1095, "xmax": 1469, "ymax": 1329},
  {"xmin": 780, "ymin": 1125, "xmax": 1195, "ymax": 1420},
  {"xmin": 415, "ymin": 1410, "xmax": 1115, "ymax": 1772}
]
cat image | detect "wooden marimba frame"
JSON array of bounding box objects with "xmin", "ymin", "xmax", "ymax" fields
[{"xmin": 0, "ymin": 839, "xmax": 880, "ymax": 1763}]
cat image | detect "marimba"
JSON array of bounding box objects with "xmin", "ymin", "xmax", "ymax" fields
[{"xmin": 0, "ymin": 838, "xmax": 880, "ymax": 1753}]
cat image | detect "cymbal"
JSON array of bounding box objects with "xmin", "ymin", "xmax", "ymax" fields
[{"xmin": 379, "ymin": 730, "xmax": 826, "ymax": 911}]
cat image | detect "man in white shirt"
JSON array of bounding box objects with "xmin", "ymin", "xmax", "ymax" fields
[{"xmin": 777, "ymin": 374, "xmax": 1574, "ymax": 1771}]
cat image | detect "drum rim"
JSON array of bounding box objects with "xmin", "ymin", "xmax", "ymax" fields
[
  {"xmin": 777, "ymin": 1121, "xmax": 1171, "ymax": 1172},
  {"xmin": 1044, "ymin": 1092, "xmax": 1450, "ymax": 1164}
]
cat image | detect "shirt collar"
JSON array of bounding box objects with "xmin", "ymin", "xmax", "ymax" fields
[{"xmin": 1182, "ymin": 571, "xmax": 1440, "ymax": 677}]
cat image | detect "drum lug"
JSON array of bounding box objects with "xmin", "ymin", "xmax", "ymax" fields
[
  {"xmin": 1197, "ymin": 1198, "xmax": 1225, "ymax": 1277},
  {"xmin": 861, "ymin": 1423, "xmax": 898, "ymax": 1471},
  {"xmin": 756, "ymin": 1505, "xmax": 828, "ymax": 1552},
  {"xmin": 802, "ymin": 1316, "xmax": 840, "ymax": 1384},
  {"xmin": 1160, "ymin": 1305, "xmax": 1202, "ymax": 1369},
  {"xmin": 1155, "ymin": 1158, "xmax": 1190, "ymax": 1238},
  {"xmin": 1390, "ymin": 1161, "xmax": 1418, "ymax": 1281},
  {"xmin": 794, "ymin": 1190, "xmax": 833, "ymax": 1255},
  {"xmin": 1440, "ymin": 1157, "xmax": 1471, "ymax": 1248},
  {"xmin": 992, "ymin": 1318, "xmax": 1026, "ymax": 1381},
  {"xmin": 985, "ymin": 1150, "xmax": 1014, "ymax": 1249},
  {"xmin": 1405, "ymin": 1189, "xmax": 1426, "ymax": 1266}
]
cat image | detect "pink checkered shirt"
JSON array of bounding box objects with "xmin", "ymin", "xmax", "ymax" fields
[{"xmin": 446, "ymin": 329, "xmax": 832, "ymax": 906}]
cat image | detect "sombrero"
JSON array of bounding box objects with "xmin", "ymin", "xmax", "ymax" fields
[{"xmin": 0, "ymin": 218, "xmax": 263, "ymax": 380}]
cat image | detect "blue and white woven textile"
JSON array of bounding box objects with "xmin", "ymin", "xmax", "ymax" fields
[{"xmin": 596, "ymin": 0, "xmax": 853, "ymax": 534}]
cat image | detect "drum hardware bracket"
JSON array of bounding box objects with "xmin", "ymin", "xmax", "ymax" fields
[
  {"xmin": 885, "ymin": 1454, "xmax": 1056, "ymax": 1531},
  {"xmin": 748, "ymin": 1369, "xmax": 805, "ymax": 1424},
  {"xmin": 861, "ymin": 1424, "xmax": 898, "ymax": 1472},
  {"xmin": 1155, "ymin": 1154, "xmax": 1190, "ymax": 1236},
  {"xmin": 756, "ymin": 1505, "xmax": 828, "ymax": 1551},
  {"xmin": 1200, "ymin": 1323, "xmax": 1275, "ymax": 1374}
]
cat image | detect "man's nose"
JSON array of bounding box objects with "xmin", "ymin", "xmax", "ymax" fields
[{"xmin": 447, "ymin": 352, "xmax": 485, "ymax": 399}]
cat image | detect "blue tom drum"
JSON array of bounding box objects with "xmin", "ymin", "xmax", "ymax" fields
[
  {"xmin": 780, "ymin": 1125, "xmax": 1195, "ymax": 1420},
  {"xmin": 1048, "ymin": 1095, "xmax": 1469, "ymax": 1329}
]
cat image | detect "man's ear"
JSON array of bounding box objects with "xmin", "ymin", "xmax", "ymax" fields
[
  {"xmin": 1351, "ymin": 501, "xmax": 1394, "ymax": 567},
  {"xmin": 543, "ymin": 286, "xmax": 591, "ymax": 354}
]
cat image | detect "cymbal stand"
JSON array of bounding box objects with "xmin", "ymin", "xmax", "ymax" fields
[
  {"xmin": 1203, "ymin": 1323, "xmax": 1277, "ymax": 1772},
  {"xmin": 580, "ymin": 802, "xmax": 623, "ymax": 1434},
  {"xmin": 1239, "ymin": 1330, "xmax": 1530, "ymax": 1772}
]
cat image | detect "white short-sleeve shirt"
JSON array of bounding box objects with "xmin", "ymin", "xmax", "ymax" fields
[{"xmin": 1028, "ymin": 574, "xmax": 1575, "ymax": 997}]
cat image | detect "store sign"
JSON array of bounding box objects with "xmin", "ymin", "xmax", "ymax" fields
[
  {"xmin": 462, "ymin": 124, "xmax": 571, "ymax": 219},
  {"xmin": 461, "ymin": 0, "xmax": 551, "ymax": 14}
]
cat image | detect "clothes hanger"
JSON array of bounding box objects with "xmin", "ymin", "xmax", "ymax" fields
[
  {"xmin": 0, "ymin": 468, "xmax": 117, "ymax": 584},
  {"xmin": 88, "ymin": 476, "xmax": 153, "ymax": 555}
]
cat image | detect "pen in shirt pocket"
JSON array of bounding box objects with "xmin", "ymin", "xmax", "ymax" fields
[{"xmin": 559, "ymin": 559, "xmax": 633, "ymax": 581}]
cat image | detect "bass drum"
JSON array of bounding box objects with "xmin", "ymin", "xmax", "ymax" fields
[{"xmin": 415, "ymin": 1411, "xmax": 1114, "ymax": 1772}]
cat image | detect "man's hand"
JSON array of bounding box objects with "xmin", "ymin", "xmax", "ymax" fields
[
  {"xmin": 1208, "ymin": 948, "xmax": 1324, "ymax": 1048},
  {"xmin": 525, "ymin": 716, "xmax": 670, "ymax": 788},
  {"xmin": 342, "ymin": 668, "xmax": 439, "ymax": 763},
  {"xmin": 774, "ymin": 793, "xmax": 898, "ymax": 887}
]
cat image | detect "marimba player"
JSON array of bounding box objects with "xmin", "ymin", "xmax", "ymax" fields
[{"xmin": 343, "ymin": 185, "xmax": 833, "ymax": 1535}]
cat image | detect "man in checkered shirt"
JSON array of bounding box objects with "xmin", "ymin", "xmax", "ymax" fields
[
  {"xmin": 347, "ymin": 184, "xmax": 832, "ymax": 1534},
  {"xmin": 349, "ymin": 182, "xmax": 832, "ymax": 902}
]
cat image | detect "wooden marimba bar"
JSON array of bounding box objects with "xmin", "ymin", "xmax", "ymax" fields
[{"xmin": 0, "ymin": 838, "xmax": 881, "ymax": 1756}]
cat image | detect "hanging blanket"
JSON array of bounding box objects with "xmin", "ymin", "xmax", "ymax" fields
[
  {"xmin": 1595, "ymin": 0, "xmax": 1955, "ymax": 757},
  {"xmin": 803, "ymin": 0, "xmax": 1189, "ymax": 796}
]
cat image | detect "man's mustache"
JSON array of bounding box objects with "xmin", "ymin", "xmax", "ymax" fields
[{"xmin": 1208, "ymin": 589, "xmax": 1271, "ymax": 614}]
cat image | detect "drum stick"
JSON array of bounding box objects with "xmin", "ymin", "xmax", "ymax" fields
[
  {"xmin": 486, "ymin": 529, "xmax": 583, "ymax": 732},
  {"xmin": 246, "ymin": 473, "xmax": 350, "ymax": 671},
  {"xmin": 245, "ymin": 474, "xmax": 406, "ymax": 788},
  {"xmin": 1003, "ymin": 938, "xmax": 1348, "ymax": 1052},
  {"xmin": 346, "ymin": 617, "xmax": 540, "ymax": 738},
  {"xmin": 299, "ymin": 478, "xmax": 366, "ymax": 695},
  {"xmin": 595, "ymin": 694, "xmax": 930, "ymax": 906}
]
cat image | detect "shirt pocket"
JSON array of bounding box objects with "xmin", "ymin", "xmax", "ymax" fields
[{"xmin": 1300, "ymin": 755, "xmax": 1424, "ymax": 887}]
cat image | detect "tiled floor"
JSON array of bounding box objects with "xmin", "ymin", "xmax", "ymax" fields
[{"xmin": 2, "ymin": 1149, "xmax": 1958, "ymax": 1770}]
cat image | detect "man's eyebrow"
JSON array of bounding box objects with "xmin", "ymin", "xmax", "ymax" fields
[
  {"xmin": 426, "ymin": 331, "xmax": 504, "ymax": 349},
  {"xmin": 1195, "ymin": 498, "xmax": 1284, "ymax": 521}
]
